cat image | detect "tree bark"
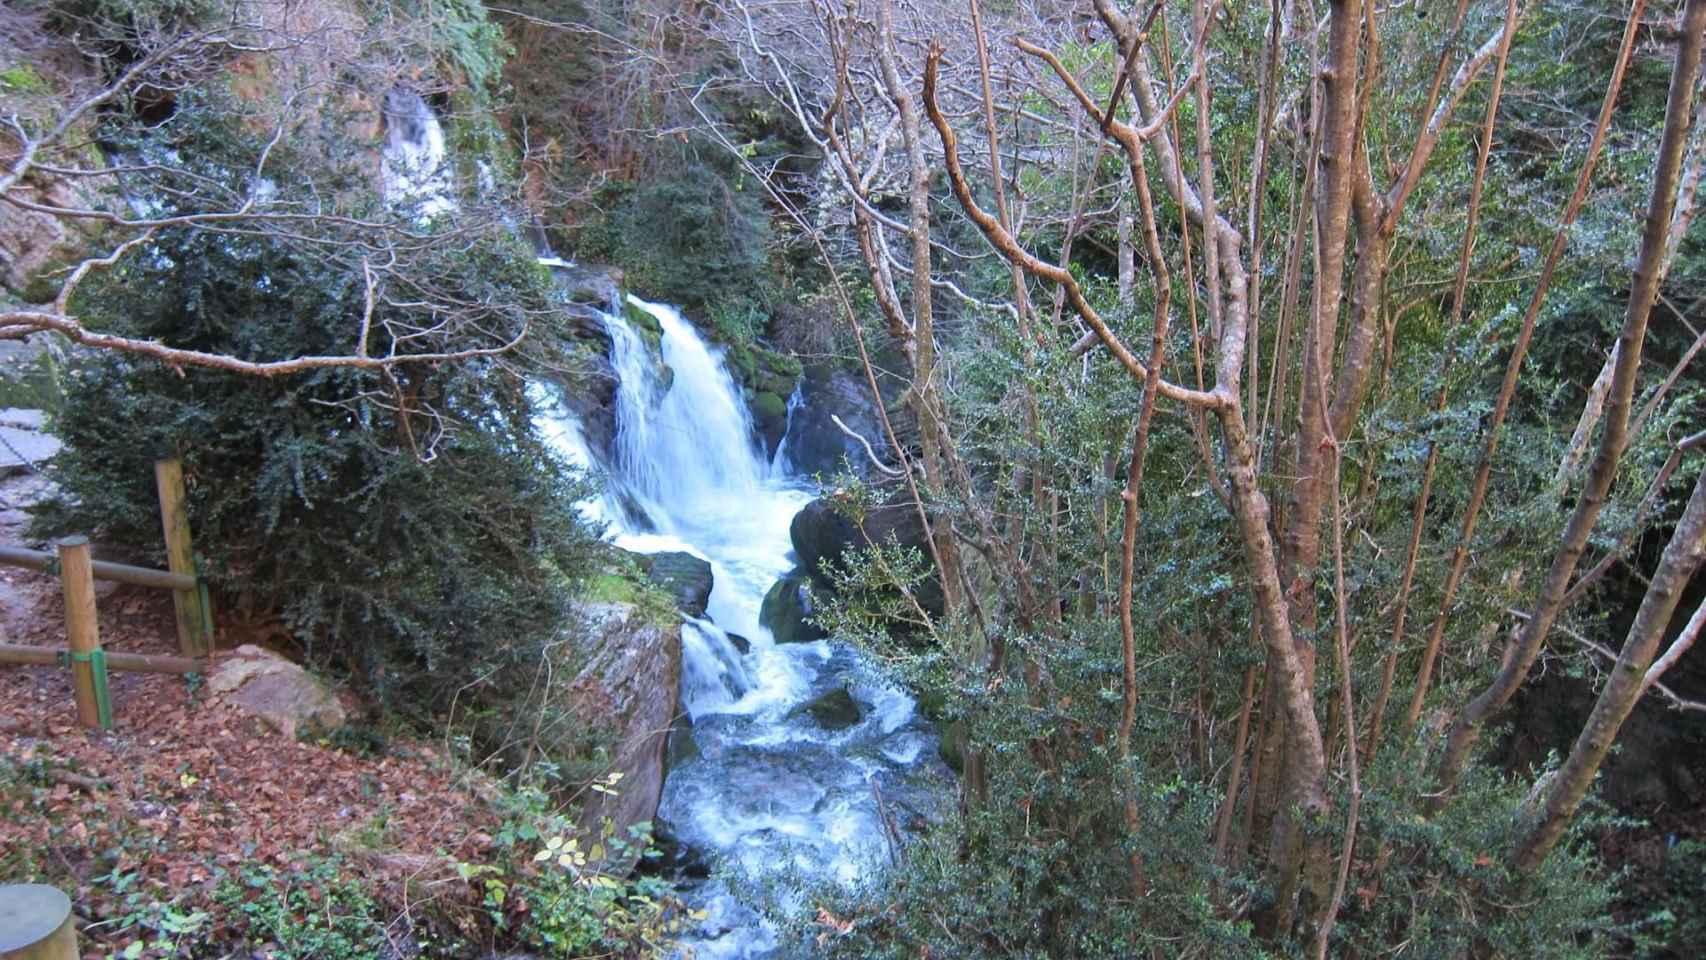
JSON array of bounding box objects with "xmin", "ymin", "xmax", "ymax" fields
[
  {"xmin": 1514, "ymin": 464, "xmax": 1706, "ymax": 870},
  {"xmin": 1436, "ymin": 0, "xmax": 1689, "ymax": 799}
]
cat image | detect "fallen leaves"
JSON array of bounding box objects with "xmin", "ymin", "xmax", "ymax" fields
[{"xmin": 0, "ymin": 582, "xmax": 506, "ymax": 954}]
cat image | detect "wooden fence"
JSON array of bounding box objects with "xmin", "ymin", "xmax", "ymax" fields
[{"xmin": 0, "ymin": 457, "xmax": 212, "ymax": 728}]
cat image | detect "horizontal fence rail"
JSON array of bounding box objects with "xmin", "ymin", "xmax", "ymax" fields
[
  {"xmin": 0, "ymin": 643, "xmax": 204, "ymax": 675},
  {"xmin": 0, "ymin": 545, "xmax": 196, "ymax": 592},
  {"xmin": 0, "ymin": 458, "xmax": 213, "ymax": 728}
]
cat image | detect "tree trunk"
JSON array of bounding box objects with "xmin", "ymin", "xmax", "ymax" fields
[
  {"xmin": 1436, "ymin": 0, "xmax": 1695, "ymax": 799},
  {"xmin": 873, "ymin": 0, "xmax": 965, "ymax": 623},
  {"xmin": 1515, "ymin": 465, "xmax": 1706, "ymax": 870}
]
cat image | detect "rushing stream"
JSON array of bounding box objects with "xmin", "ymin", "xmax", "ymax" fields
[
  {"xmin": 378, "ymin": 87, "xmax": 948, "ymax": 955},
  {"xmin": 535, "ymin": 294, "xmax": 952, "ymax": 958}
]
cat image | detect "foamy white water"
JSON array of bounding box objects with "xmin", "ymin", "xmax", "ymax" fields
[{"xmin": 533, "ymin": 288, "xmax": 950, "ymax": 958}]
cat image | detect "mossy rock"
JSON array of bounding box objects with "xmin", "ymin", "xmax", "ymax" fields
[
  {"xmin": 790, "ymin": 685, "xmax": 862, "ymax": 730},
  {"xmin": 624, "ymin": 297, "xmax": 664, "ymax": 350},
  {"xmin": 749, "ymin": 346, "xmax": 800, "ymax": 397},
  {"xmin": 724, "ymin": 342, "xmax": 758, "ymax": 384},
  {"xmin": 751, "ymin": 390, "xmax": 788, "ymax": 423},
  {"xmin": 642, "ymin": 550, "xmax": 713, "ymax": 618},
  {"xmin": 18, "ymin": 273, "xmax": 61, "ymax": 305},
  {"xmin": 759, "ymin": 569, "xmax": 826, "ymax": 644}
]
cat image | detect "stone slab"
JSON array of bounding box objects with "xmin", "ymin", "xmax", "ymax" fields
[{"xmin": 0, "ymin": 423, "xmax": 59, "ymax": 474}]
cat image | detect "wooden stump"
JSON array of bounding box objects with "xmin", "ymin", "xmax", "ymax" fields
[{"xmin": 0, "ymin": 884, "xmax": 78, "ymax": 960}]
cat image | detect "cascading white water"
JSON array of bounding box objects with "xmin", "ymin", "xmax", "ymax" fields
[
  {"xmin": 534, "ymin": 286, "xmax": 950, "ymax": 958},
  {"xmin": 614, "ymin": 298, "xmax": 767, "ymax": 511},
  {"xmin": 769, "ymin": 385, "xmax": 806, "ymax": 476},
  {"xmin": 381, "ymin": 88, "xmax": 455, "ymax": 218}
]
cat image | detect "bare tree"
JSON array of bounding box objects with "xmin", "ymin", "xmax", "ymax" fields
[{"xmin": 1, "ymin": 1, "xmax": 538, "ymax": 378}]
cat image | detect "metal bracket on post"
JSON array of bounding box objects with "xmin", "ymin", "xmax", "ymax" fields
[
  {"xmin": 197, "ymin": 574, "xmax": 215, "ymax": 652},
  {"xmin": 65, "ymin": 648, "xmax": 112, "ymax": 729}
]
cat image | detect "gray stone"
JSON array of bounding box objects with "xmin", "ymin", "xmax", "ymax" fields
[
  {"xmin": 208, "ymin": 644, "xmax": 347, "ymax": 738},
  {"xmin": 778, "ymin": 366, "xmax": 889, "ymax": 479},
  {"xmin": 643, "ymin": 551, "xmax": 713, "ymax": 618},
  {"xmin": 565, "ymin": 602, "xmax": 682, "ymax": 873}
]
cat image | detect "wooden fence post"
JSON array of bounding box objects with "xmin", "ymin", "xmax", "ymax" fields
[
  {"xmin": 154, "ymin": 458, "xmax": 210, "ymax": 657},
  {"xmin": 58, "ymin": 537, "xmax": 107, "ymax": 730}
]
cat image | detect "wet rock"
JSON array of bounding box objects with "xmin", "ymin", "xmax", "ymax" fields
[
  {"xmin": 759, "ymin": 569, "xmax": 825, "ymax": 644},
  {"xmin": 789, "ymin": 491, "xmax": 930, "ymax": 585},
  {"xmin": 750, "ymin": 390, "xmax": 788, "ymax": 458},
  {"xmin": 208, "ymin": 645, "xmax": 347, "ymax": 738},
  {"xmin": 564, "ymin": 602, "xmax": 682, "ymax": 873},
  {"xmin": 554, "ymin": 263, "xmax": 625, "ymax": 313},
  {"xmin": 778, "ymin": 366, "xmax": 889, "ymax": 478},
  {"xmin": 667, "ymin": 712, "xmax": 699, "ymax": 771},
  {"xmin": 725, "ymin": 632, "xmax": 752, "ymax": 655},
  {"xmin": 541, "ymin": 323, "xmax": 620, "ymax": 466},
  {"xmin": 643, "ymin": 551, "xmax": 713, "ymax": 618},
  {"xmin": 722, "ymin": 342, "xmax": 801, "ymax": 458},
  {"xmin": 791, "ymin": 686, "xmax": 863, "ymax": 731},
  {"xmin": 641, "ymin": 825, "xmax": 713, "ymax": 883}
]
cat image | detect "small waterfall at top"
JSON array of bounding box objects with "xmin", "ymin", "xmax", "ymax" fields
[
  {"xmin": 534, "ymin": 282, "xmax": 951, "ymax": 958},
  {"xmin": 768, "ymin": 385, "xmax": 806, "ymax": 476},
  {"xmin": 381, "ymin": 88, "xmax": 455, "ymax": 218}
]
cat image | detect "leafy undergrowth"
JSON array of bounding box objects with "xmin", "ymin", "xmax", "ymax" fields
[{"xmin": 0, "ymin": 571, "xmax": 685, "ymax": 958}]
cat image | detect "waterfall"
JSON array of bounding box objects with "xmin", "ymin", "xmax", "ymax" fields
[
  {"xmin": 381, "ymin": 88, "xmax": 454, "ymax": 218},
  {"xmin": 768, "ymin": 384, "xmax": 805, "ymax": 476},
  {"xmin": 532, "ymin": 280, "xmax": 950, "ymax": 959},
  {"xmin": 619, "ymin": 297, "xmax": 768, "ymax": 506}
]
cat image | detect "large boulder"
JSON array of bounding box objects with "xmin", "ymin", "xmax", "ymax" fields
[
  {"xmin": 789, "ymin": 488, "xmax": 943, "ymax": 621},
  {"xmin": 564, "ymin": 602, "xmax": 682, "ymax": 872},
  {"xmin": 777, "ymin": 366, "xmax": 889, "ymax": 479},
  {"xmin": 208, "ymin": 645, "xmax": 347, "ymax": 738},
  {"xmin": 759, "ymin": 568, "xmax": 826, "ymax": 644},
  {"xmin": 788, "ymin": 685, "xmax": 863, "ymax": 731},
  {"xmin": 790, "ymin": 490, "xmax": 930, "ymax": 582},
  {"xmin": 641, "ymin": 551, "xmax": 713, "ymax": 618}
]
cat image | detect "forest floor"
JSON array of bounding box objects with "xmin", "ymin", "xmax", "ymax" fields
[{"xmin": 0, "ymin": 473, "xmax": 513, "ymax": 958}]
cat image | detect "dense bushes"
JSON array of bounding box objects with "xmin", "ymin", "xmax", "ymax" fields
[
  {"xmin": 36, "ymin": 101, "xmax": 603, "ymax": 715},
  {"xmin": 577, "ymin": 166, "xmax": 774, "ymax": 312}
]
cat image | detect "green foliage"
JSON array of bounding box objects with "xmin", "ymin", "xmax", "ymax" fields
[
  {"xmin": 490, "ymin": 784, "xmax": 688, "ymax": 957},
  {"xmin": 36, "ymin": 98, "xmax": 603, "ymax": 715},
  {"xmin": 1638, "ymin": 838, "xmax": 1706, "ymax": 958},
  {"xmin": 0, "ymin": 64, "xmax": 48, "ymax": 93},
  {"xmin": 417, "ymin": 0, "xmax": 512, "ymax": 93},
  {"xmin": 213, "ymin": 858, "xmax": 387, "ymax": 960},
  {"xmin": 581, "ymin": 167, "xmax": 773, "ymax": 312}
]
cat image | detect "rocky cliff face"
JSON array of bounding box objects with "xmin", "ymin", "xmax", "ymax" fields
[
  {"xmin": 564, "ymin": 602, "xmax": 682, "ymax": 872},
  {"xmin": 0, "ymin": 29, "xmax": 105, "ymax": 303},
  {"xmin": 779, "ymin": 364, "xmax": 892, "ymax": 479}
]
